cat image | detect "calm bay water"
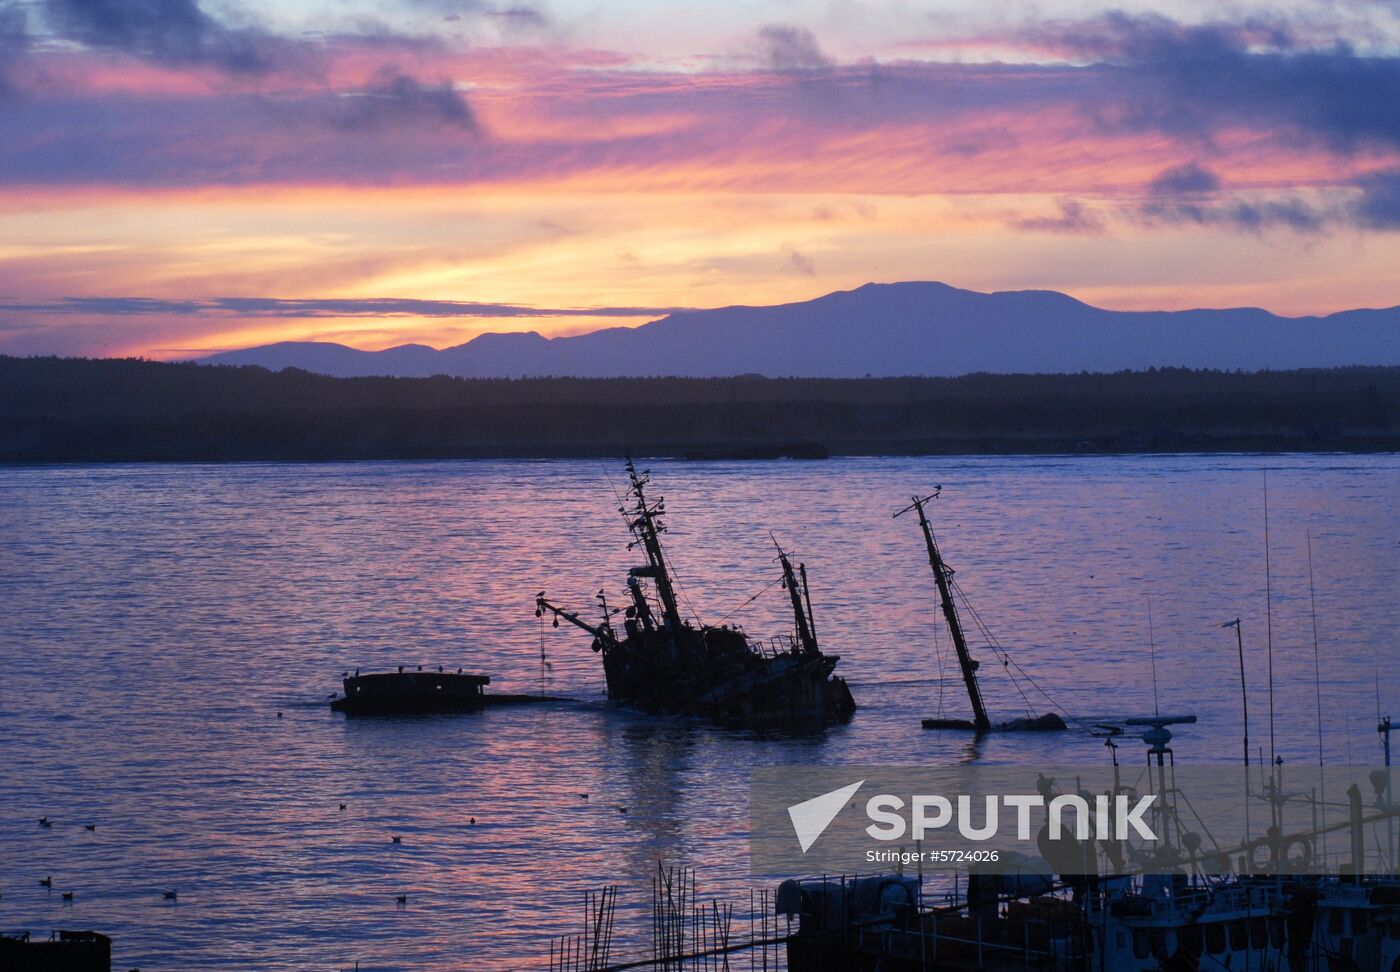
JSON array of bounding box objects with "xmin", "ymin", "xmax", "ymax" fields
[{"xmin": 1, "ymin": 455, "xmax": 1397, "ymax": 970}]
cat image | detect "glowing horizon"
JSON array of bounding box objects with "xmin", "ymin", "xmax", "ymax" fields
[{"xmin": 2, "ymin": 0, "xmax": 1400, "ymax": 358}]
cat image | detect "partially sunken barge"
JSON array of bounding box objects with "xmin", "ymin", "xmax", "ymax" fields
[
  {"xmin": 330, "ymin": 667, "xmax": 566, "ymax": 715},
  {"xmin": 535, "ymin": 461, "xmax": 855, "ymax": 727}
]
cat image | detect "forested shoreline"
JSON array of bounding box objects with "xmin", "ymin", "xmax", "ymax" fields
[{"xmin": 2, "ymin": 356, "xmax": 1397, "ymax": 461}]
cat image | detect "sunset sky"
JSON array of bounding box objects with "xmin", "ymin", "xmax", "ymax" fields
[{"xmin": 2, "ymin": 0, "xmax": 1400, "ymax": 358}]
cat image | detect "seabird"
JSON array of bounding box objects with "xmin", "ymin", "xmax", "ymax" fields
[
  {"xmin": 39, "ymin": 876, "xmax": 52, "ymax": 888},
  {"xmin": 163, "ymin": 889, "xmax": 178, "ymax": 901},
  {"xmin": 391, "ymin": 836, "xmax": 402, "ymax": 844},
  {"xmin": 85, "ymin": 824, "xmax": 96, "ymax": 831},
  {"xmin": 61, "ymin": 891, "xmax": 74, "ymax": 902},
  {"xmin": 469, "ymin": 818, "xmax": 475, "ymax": 826},
  {"xmin": 395, "ymin": 894, "xmax": 407, "ymax": 905},
  {"xmin": 38, "ymin": 816, "xmax": 52, "ymax": 828},
  {"xmin": 339, "ymin": 803, "xmax": 347, "ymax": 811}
]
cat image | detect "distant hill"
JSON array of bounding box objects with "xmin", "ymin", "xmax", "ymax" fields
[{"xmin": 195, "ymin": 282, "xmax": 1400, "ymax": 377}]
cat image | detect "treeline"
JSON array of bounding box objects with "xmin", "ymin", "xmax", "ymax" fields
[{"xmin": 1, "ymin": 355, "xmax": 1397, "ymax": 461}]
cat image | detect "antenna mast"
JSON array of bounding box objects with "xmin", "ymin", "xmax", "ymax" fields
[
  {"xmin": 898, "ymin": 492, "xmax": 990, "ymax": 732},
  {"xmin": 774, "ymin": 541, "xmax": 819, "ymax": 655},
  {"xmin": 1263, "ymin": 472, "xmax": 1276, "ymax": 767},
  {"xmin": 624, "ymin": 459, "xmax": 682, "ymax": 634},
  {"xmin": 1224, "ymin": 617, "xmax": 1251, "ymax": 843}
]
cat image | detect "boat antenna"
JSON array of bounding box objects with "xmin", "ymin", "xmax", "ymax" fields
[
  {"xmin": 1223, "ymin": 619, "xmax": 1249, "ymax": 768},
  {"xmin": 1263, "ymin": 471, "xmax": 1276, "ymax": 768},
  {"xmin": 1223, "ymin": 617, "xmax": 1251, "ymax": 842},
  {"xmin": 624, "ymin": 458, "xmax": 683, "ymax": 634},
  {"xmin": 1147, "ymin": 595, "xmax": 1160, "ymax": 718},
  {"xmin": 896, "ymin": 489, "xmax": 990, "ymax": 732},
  {"xmin": 1307, "ymin": 530, "xmax": 1327, "ymax": 860},
  {"xmin": 770, "ymin": 533, "xmax": 818, "ymax": 655}
]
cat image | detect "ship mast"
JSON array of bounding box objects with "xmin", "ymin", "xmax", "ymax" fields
[
  {"xmin": 624, "ymin": 459, "xmax": 683, "ymax": 634},
  {"xmin": 898, "ymin": 491, "xmax": 990, "ymax": 732},
  {"xmin": 775, "ymin": 540, "xmax": 819, "ymax": 654}
]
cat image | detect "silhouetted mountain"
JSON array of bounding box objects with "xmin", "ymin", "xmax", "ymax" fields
[{"xmin": 195, "ymin": 282, "xmax": 1400, "ymax": 377}]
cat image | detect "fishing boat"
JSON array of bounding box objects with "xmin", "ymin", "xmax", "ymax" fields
[
  {"xmin": 534, "ymin": 460, "xmax": 855, "ymax": 727},
  {"xmin": 896, "ymin": 490, "xmax": 1066, "ymax": 732}
]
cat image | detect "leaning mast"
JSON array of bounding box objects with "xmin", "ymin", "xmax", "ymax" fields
[{"xmin": 899, "ymin": 492, "xmax": 990, "ymax": 732}]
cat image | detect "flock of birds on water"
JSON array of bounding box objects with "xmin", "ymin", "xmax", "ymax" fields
[
  {"xmin": 10, "ymin": 759, "xmax": 623, "ymax": 916},
  {"xmin": 18, "ymin": 817, "xmax": 179, "ymax": 908}
]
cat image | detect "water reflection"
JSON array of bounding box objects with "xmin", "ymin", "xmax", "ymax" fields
[{"xmin": 0, "ymin": 455, "xmax": 1396, "ymax": 969}]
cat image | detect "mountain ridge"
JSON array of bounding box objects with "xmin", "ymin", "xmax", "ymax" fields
[{"xmin": 193, "ymin": 281, "xmax": 1400, "ymax": 378}]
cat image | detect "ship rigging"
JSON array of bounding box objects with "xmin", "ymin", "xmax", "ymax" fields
[
  {"xmin": 535, "ymin": 460, "xmax": 855, "ymax": 727},
  {"xmin": 896, "ymin": 489, "xmax": 1067, "ymax": 733}
]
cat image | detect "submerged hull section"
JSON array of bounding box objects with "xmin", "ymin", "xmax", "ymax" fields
[
  {"xmin": 922, "ymin": 713, "xmax": 1068, "ymax": 732},
  {"xmin": 599, "ymin": 626, "xmax": 855, "ymax": 726},
  {"xmin": 331, "ymin": 670, "xmax": 489, "ymax": 715}
]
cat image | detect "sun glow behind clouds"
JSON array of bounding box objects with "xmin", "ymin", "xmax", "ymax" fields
[{"xmin": 2, "ymin": 1, "xmax": 1400, "ymax": 356}]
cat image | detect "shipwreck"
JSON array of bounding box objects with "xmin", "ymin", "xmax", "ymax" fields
[
  {"xmin": 535, "ymin": 461, "xmax": 855, "ymax": 727},
  {"xmin": 896, "ymin": 490, "xmax": 1066, "ymax": 733}
]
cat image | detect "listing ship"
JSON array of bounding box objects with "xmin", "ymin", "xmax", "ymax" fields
[
  {"xmin": 897, "ymin": 490, "xmax": 1066, "ymax": 732},
  {"xmin": 534, "ymin": 460, "xmax": 855, "ymax": 727}
]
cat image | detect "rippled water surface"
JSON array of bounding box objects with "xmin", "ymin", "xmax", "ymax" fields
[{"xmin": 2, "ymin": 455, "xmax": 1397, "ymax": 969}]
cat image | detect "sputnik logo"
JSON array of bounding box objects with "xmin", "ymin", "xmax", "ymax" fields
[{"xmin": 787, "ymin": 780, "xmax": 864, "ymax": 853}]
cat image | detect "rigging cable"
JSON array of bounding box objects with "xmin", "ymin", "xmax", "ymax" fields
[
  {"xmin": 948, "ymin": 576, "xmax": 1096, "ymax": 733},
  {"xmin": 714, "ymin": 574, "xmax": 785, "ymax": 626},
  {"xmin": 950, "ymin": 578, "xmax": 1036, "ymax": 718},
  {"xmin": 931, "ymin": 602, "xmax": 947, "ymax": 719}
]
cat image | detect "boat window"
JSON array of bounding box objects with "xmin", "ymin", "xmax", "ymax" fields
[
  {"xmin": 1133, "ymin": 929, "xmax": 1149, "ymax": 960},
  {"xmin": 1354, "ymin": 912, "xmax": 1368, "ymax": 935},
  {"xmin": 1179, "ymin": 924, "xmax": 1203, "ymax": 955},
  {"xmin": 1115, "ymin": 932, "xmax": 1126, "ymax": 949},
  {"xmin": 1206, "ymin": 923, "xmax": 1226, "ymax": 954},
  {"xmin": 1250, "ymin": 917, "xmax": 1267, "ymax": 949},
  {"xmin": 1150, "ymin": 930, "xmax": 1167, "ymax": 961},
  {"xmin": 1270, "ymin": 917, "xmax": 1285, "ymax": 948},
  {"xmin": 1230, "ymin": 919, "xmax": 1248, "ymax": 950},
  {"xmin": 1330, "ymin": 910, "xmax": 1345, "ymax": 936}
]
